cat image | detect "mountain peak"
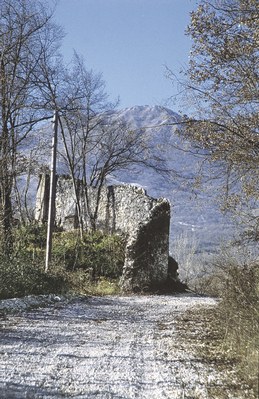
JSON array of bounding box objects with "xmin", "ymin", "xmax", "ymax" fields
[{"xmin": 116, "ymin": 105, "xmax": 180, "ymax": 129}]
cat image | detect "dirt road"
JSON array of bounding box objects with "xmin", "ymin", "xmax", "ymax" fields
[{"xmin": 0, "ymin": 294, "xmax": 241, "ymax": 398}]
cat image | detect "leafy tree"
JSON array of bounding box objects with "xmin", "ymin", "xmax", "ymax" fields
[{"xmin": 172, "ymin": 0, "xmax": 259, "ymax": 239}]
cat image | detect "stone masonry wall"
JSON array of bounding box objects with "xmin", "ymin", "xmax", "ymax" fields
[{"xmin": 35, "ymin": 175, "xmax": 171, "ymax": 292}]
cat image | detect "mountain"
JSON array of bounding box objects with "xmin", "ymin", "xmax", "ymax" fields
[
  {"xmin": 18, "ymin": 105, "xmax": 235, "ymax": 271},
  {"xmin": 108, "ymin": 105, "xmax": 235, "ymax": 257}
]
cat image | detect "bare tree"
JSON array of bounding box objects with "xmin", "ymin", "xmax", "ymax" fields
[
  {"xmin": 0, "ymin": 0, "xmax": 63, "ymax": 254},
  {"xmin": 51, "ymin": 53, "xmax": 116, "ymax": 235},
  {"xmin": 53, "ymin": 53, "xmax": 166, "ymax": 232}
]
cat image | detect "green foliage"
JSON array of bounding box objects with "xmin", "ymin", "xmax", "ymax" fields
[
  {"xmin": 0, "ymin": 255, "xmax": 66, "ymax": 300},
  {"xmin": 0, "ymin": 224, "xmax": 125, "ymax": 299},
  {"xmin": 62, "ymin": 271, "xmax": 120, "ymax": 296},
  {"xmin": 14, "ymin": 223, "xmax": 47, "ymax": 253},
  {"xmin": 52, "ymin": 230, "xmax": 125, "ymax": 279}
]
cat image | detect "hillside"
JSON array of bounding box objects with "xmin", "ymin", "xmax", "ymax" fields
[
  {"xmin": 109, "ymin": 106, "xmax": 234, "ymax": 256},
  {"xmin": 19, "ymin": 105, "xmax": 235, "ymax": 270}
]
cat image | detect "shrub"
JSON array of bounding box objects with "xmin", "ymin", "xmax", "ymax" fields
[
  {"xmin": 0, "ymin": 255, "xmax": 66, "ymax": 299},
  {"xmin": 170, "ymin": 231, "xmax": 200, "ymax": 285},
  {"xmin": 177, "ymin": 245, "xmax": 258, "ymax": 397},
  {"xmin": 52, "ymin": 230, "xmax": 125, "ymax": 279},
  {"xmin": 0, "ymin": 225, "xmax": 126, "ymax": 299},
  {"xmin": 61, "ymin": 270, "xmax": 120, "ymax": 296},
  {"xmin": 13, "ymin": 223, "xmax": 47, "ymax": 252},
  {"xmin": 202, "ymin": 248, "xmax": 259, "ymax": 396}
]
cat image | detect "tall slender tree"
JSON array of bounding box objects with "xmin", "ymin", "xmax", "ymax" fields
[{"xmin": 0, "ymin": 0, "xmax": 63, "ymax": 254}]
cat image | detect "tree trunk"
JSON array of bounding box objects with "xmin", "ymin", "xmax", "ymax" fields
[
  {"xmin": 0, "ymin": 115, "xmax": 13, "ymax": 256},
  {"xmin": 0, "ymin": 164, "xmax": 13, "ymax": 256}
]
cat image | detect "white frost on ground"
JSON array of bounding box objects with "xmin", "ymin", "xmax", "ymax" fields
[
  {"xmin": 0, "ymin": 294, "xmax": 66, "ymax": 313},
  {"xmin": 0, "ymin": 294, "xmax": 243, "ymax": 398}
]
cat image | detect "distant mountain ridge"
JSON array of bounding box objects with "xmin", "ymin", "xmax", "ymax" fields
[
  {"xmin": 116, "ymin": 105, "xmax": 181, "ymax": 128},
  {"xmin": 109, "ymin": 105, "xmax": 234, "ymax": 255},
  {"xmin": 19, "ymin": 104, "xmax": 234, "ymax": 260}
]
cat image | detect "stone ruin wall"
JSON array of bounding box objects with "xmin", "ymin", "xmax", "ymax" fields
[{"xmin": 35, "ymin": 174, "xmax": 171, "ymax": 292}]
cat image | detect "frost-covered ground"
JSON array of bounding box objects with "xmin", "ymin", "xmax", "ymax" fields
[{"xmin": 0, "ymin": 294, "xmax": 247, "ymax": 399}]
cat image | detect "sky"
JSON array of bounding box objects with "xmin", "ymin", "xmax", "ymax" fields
[{"xmin": 51, "ymin": 0, "xmax": 197, "ymax": 110}]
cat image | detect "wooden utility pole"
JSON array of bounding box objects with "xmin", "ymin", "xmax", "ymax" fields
[{"xmin": 45, "ymin": 110, "xmax": 58, "ymax": 272}]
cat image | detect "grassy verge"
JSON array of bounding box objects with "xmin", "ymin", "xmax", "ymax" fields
[
  {"xmin": 177, "ymin": 305, "xmax": 258, "ymax": 398},
  {"xmin": 0, "ymin": 226, "xmax": 125, "ymax": 300},
  {"xmin": 176, "ymin": 251, "xmax": 259, "ymax": 398}
]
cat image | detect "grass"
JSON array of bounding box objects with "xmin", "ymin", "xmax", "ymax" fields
[
  {"xmin": 59, "ymin": 268, "xmax": 121, "ymax": 296},
  {"xmin": 177, "ymin": 305, "xmax": 258, "ymax": 399},
  {"xmin": 176, "ymin": 248, "xmax": 259, "ymax": 398},
  {"xmin": 0, "ymin": 226, "xmax": 125, "ymax": 300}
]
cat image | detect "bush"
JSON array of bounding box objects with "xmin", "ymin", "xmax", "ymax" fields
[
  {"xmin": 52, "ymin": 230, "xmax": 125, "ymax": 279},
  {"xmin": 0, "ymin": 225, "xmax": 126, "ymax": 299},
  {"xmin": 13, "ymin": 223, "xmax": 47, "ymax": 253},
  {"xmin": 0, "ymin": 255, "xmax": 66, "ymax": 299},
  {"xmin": 177, "ymin": 245, "xmax": 258, "ymax": 397},
  {"xmin": 200, "ymin": 248, "xmax": 259, "ymax": 396},
  {"xmin": 61, "ymin": 270, "xmax": 121, "ymax": 296}
]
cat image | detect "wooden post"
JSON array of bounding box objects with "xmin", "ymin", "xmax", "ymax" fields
[{"xmin": 45, "ymin": 110, "xmax": 58, "ymax": 273}]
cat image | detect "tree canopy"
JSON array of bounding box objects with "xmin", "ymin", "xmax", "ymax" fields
[{"xmin": 175, "ymin": 0, "xmax": 259, "ymax": 239}]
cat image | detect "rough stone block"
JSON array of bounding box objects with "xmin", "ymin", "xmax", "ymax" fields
[{"xmin": 35, "ymin": 175, "xmax": 171, "ymax": 292}]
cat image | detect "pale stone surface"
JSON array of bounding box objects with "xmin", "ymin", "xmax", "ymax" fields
[
  {"xmin": 0, "ymin": 295, "xmax": 220, "ymax": 399},
  {"xmin": 35, "ymin": 175, "xmax": 171, "ymax": 292},
  {"xmin": 34, "ymin": 174, "xmax": 50, "ymax": 223},
  {"xmin": 0, "ymin": 295, "xmax": 252, "ymax": 399}
]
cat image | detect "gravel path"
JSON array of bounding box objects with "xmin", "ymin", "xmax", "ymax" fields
[{"xmin": 0, "ymin": 294, "xmax": 234, "ymax": 398}]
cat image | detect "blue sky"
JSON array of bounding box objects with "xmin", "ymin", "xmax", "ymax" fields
[{"xmin": 52, "ymin": 0, "xmax": 197, "ymax": 109}]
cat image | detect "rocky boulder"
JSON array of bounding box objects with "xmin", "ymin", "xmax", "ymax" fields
[{"xmin": 35, "ymin": 175, "xmax": 171, "ymax": 292}]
